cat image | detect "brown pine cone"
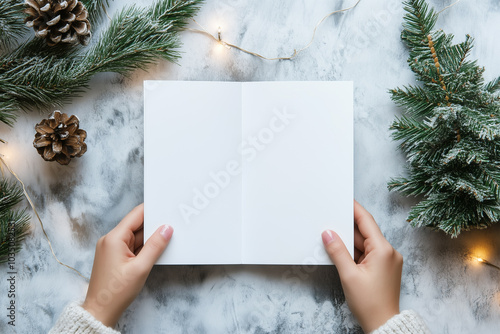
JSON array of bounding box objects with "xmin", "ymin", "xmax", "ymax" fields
[
  {"xmin": 24, "ymin": 0, "xmax": 91, "ymax": 46},
  {"xmin": 33, "ymin": 111, "xmax": 87, "ymax": 165}
]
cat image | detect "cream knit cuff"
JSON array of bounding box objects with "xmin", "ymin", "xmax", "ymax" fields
[
  {"xmin": 370, "ymin": 310, "xmax": 430, "ymax": 334},
  {"xmin": 49, "ymin": 302, "xmax": 121, "ymax": 334}
]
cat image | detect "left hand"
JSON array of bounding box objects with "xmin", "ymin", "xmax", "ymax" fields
[{"xmin": 82, "ymin": 204, "xmax": 173, "ymax": 327}]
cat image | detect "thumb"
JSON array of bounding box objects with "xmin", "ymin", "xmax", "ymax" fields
[
  {"xmin": 136, "ymin": 225, "xmax": 173, "ymax": 270},
  {"xmin": 322, "ymin": 230, "xmax": 356, "ymax": 279}
]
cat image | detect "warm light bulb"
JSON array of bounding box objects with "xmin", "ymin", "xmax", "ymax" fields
[{"xmin": 477, "ymin": 258, "xmax": 484, "ymax": 262}]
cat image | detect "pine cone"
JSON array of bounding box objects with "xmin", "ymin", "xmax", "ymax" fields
[
  {"xmin": 24, "ymin": 0, "xmax": 91, "ymax": 46},
  {"xmin": 33, "ymin": 111, "xmax": 87, "ymax": 165}
]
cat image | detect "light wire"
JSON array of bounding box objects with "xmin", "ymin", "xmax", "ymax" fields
[
  {"xmin": 184, "ymin": 0, "xmax": 362, "ymax": 61},
  {"xmin": 0, "ymin": 154, "xmax": 90, "ymax": 281},
  {"xmin": 437, "ymin": 0, "xmax": 463, "ymax": 14}
]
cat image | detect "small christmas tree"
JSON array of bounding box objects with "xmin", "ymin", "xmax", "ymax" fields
[
  {"xmin": 389, "ymin": 0, "xmax": 500, "ymax": 237},
  {"xmin": 0, "ymin": 178, "xmax": 30, "ymax": 263}
]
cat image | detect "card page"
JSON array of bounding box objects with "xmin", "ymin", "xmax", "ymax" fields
[
  {"xmin": 241, "ymin": 81, "xmax": 353, "ymax": 265},
  {"xmin": 144, "ymin": 81, "xmax": 243, "ymax": 264}
]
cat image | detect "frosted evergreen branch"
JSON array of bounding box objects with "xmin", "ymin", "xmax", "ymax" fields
[
  {"xmin": 479, "ymin": 165, "xmax": 500, "ymax": 200},
  {"xmin": 407, "ymin": 194, "xmax": 500, "ymax": 237},
  {"xmin": 438, "ymin": 35, "xmax": 473, "ymax": 75},
  {"xmin": 0, "ymin": 208, "xmax": 30, "ymax": 263},
  {"xmin": 389, "ymin": 0, "xmax": 500, "ymax": 237},
  {"xmin": 388, "ymin": 176, "xmax": 433, "ymax": 197},
  {"xmin": 80, "ymin": 0, "xmax": 110, "ymax": 24},
  {"xmin": 80, "ymin": 0, "xmax": 201, "ymax": 77},
  {"xmin": 0, "ymin": 94, "xmax": 18, "ymax": 126},
  {"xmin": 485, "ymin": 77, "xmax": 500, "ymax": 93},
  {"xmin": 391, "ymin": 85, "xmax": 440, "ymax": 118},
  {"xmin": 390, "ymin": 116, "xmax": 434, "ymax": 152},
  {"xmin": 0, "ymin": 0, "xmax": 202, "ymax": 119},
  {"xmin": 401, "ymin": 0, "xmax": 438, "ymax": 41},
  {"xmin": 0, "ymin": 1, "xmax": 25, "ymax": 51},
  {"xmin": 0, "ymin": 178, "xmax": 30, "ymax": 263}
]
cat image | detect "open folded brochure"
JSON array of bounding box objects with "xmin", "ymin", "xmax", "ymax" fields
[{"xmin": 144, "ymin": 81, "xmax": 353, "ymax": 265}]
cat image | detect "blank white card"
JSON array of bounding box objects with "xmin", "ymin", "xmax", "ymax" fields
[{"xmin": 144, "ymin": 81, "xmax": 353, "ymax": 265}]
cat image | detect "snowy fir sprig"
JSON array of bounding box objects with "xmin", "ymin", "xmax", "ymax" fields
[
  {"xmin": 389, "ymin": 0, "xmax": 500, "ymax": 237},
  {"xmin": 0, "ymin": 0, "xmax": 202, "ymax": 129}
]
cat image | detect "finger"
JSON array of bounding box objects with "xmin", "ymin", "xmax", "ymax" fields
[
  {"xmin": 134, "ymin": 228, "xmax": 144, "ymax": 252},
  {"xmin": 354, "ymin": 225, "xmax": 365, "ymax": 253},
  {"xmin": 322, "ymin": 230, "xmax": 357, "ymax": 278},
  {"xmin": 115, "ymin": 204, "xmax": 145, "ymax": 234},
  {"xmin": 136, "ymin": 224, "xmax": 173, "ymax": 270},
  {"xmin": 358, "ymin": 253, "xmax": 367, "ymax": 264},
  {"xmin": 354, "ymin": 247, "xmax": 362, "ymax": 262},
  {"xmin": 354, "ymin": 200, "xmax": 384, "ymax": 240},
  {"xmin": 134, "ymin": 245, "xmax": 143, "ymax": 256}
]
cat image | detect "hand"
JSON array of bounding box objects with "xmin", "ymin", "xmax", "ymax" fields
[
  {"xmin": 322, "ymin": 200, "xmax": 403, "ymax": 333},
  {"xmin": 82, "ymin": 204, "xmax": 173, "ymax": 327}
]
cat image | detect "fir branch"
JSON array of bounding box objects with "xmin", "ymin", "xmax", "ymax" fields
[
  {"xmin": 0, "ymin": 94, "xmax": 18, "ymax": 126},
  {"xmin": 479, "ymin": 165, "xmax": 500, "ymax": 200},
  {"xmin": 0, "ymin": 178, "xmax": 23, "ymax": 212},
  {"xmin": 459, "ymin": 106, "xmax": 500, "ymax": 141},
  {"xmin": 0, "ymin": 0, "xmax": 25, "ymax": 51},
  {"xmin": 0, "ymin": 0, "xmax": 202, "ymax": 117},
  {"xmin": 485, "ymin": 76, "xmax": 500, "ymax": 93},
  {"xmin": 79, "ymin": 5, "xmax": 179, "ymax": 77},
  {"xmin": 0, "ymin": 178, "xmax": 30, "ymax": 263},
  {"xmin": 11, "ymin": 37, "xmax": 80, "ymax": 58},
  {"xmin": 390, "ymin": 85, "xmax": 439, "ymax": 118},
  {"xmin": 80, "ymin": 0, "xmax": 110, "ymax": 24},
  {"xmin": 389, "ymin": 0, "xmax": 500, "ymax": 237},
  {"xmin": 0, "ymin": 208, "xmax": 30, "ymax": 262},
  {"xmin": 0, "ymin": 55, "xmax": 85, "ymax": 110},
  {"xmin": 441, "ymin": 140, "xmax": 490, "ymax": 165},
  {"xmin": 388, "ymin": 175, "xmax": 433, "ymax": 197},
  {"xmin": 80, "ymin": 0, "xmax": 201, "ymax": 77},
  {"xmin": 438, "ymin": 35, "xmax": 473, "ymax": 75},
  {"xmin": 390, "ymin": 115, "xmax": 434, "ymax": 152},
  {"xmin": 407, "ymin": 193, "xmax": 500, "ymax": 237},
  {"xmin": 401, "ymin": 0, "xmax": 438, "ymax": 44},
  {"xmin": 152, "ymin": 0, "xmax": 202, "ymax": 27}
]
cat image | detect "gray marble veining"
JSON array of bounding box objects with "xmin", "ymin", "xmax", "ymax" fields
[{"xmin": 1, "ymin": 0, "xmax": 499, "ymax": 333}]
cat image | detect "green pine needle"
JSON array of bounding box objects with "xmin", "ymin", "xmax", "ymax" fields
[
  {"xmin": 0, "ymin": 1, "xmax": 25, "ymax": 51},
  {"xmin": 0, "ymin": 178, "xmax": 30, "ymax": 264},
  {"xmin": 80, "ymin": 0, "xmax": 110, "ymax": 24},
  {"xmin": 389, "ymin": 0, "xmax": 500, "ymax": 237}
]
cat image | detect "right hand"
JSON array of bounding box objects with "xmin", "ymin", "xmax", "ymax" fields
[{"xmin": 322, "ymin": 200, "xmax": 403, "ymax": 333}]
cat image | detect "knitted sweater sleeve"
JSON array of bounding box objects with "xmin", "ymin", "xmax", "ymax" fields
[
  {"xmin": 371, "ymin": 310, "xmax": 430, "ymax": 334},
  {"xmin": 49, "ymin": 304, "xmax": 428, "ymax": 334},
  {"xmin": 49, "ymin": 302, "xmax": 121, "ymax": 334}
]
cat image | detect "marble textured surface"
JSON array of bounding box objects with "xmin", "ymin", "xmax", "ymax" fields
[{"xmin": 1, "ymin": 0, "xmax": 500, "ymax": 333}]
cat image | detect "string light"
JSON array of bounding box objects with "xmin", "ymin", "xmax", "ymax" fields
[
  {"xmin": 184, "ymin": 0, "xmax": 362, "ymax": 60},
  {"xmin": 216, "ymin": 26, "xmax": 230, "ymax": 50},
  {"xmin": 184, "ymin": 0, "xmax": 466, "ymax": 61},
  {"xmin": 475, "ymin": 257, "xmax": 500, "ymax": 271}
]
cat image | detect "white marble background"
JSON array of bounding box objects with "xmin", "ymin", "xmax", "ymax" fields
[{"xmin": 1, "ymin": 0, "xmax": 499, "ymax": 333}]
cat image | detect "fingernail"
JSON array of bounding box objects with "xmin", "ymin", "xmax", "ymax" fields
[
  {"xmin": 159, "ymin": 224, "xmax": 173, "ymax": 241},
  {"xmin": 321, "ymin": 230, "xmax": 335, "ymax": 245}
]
